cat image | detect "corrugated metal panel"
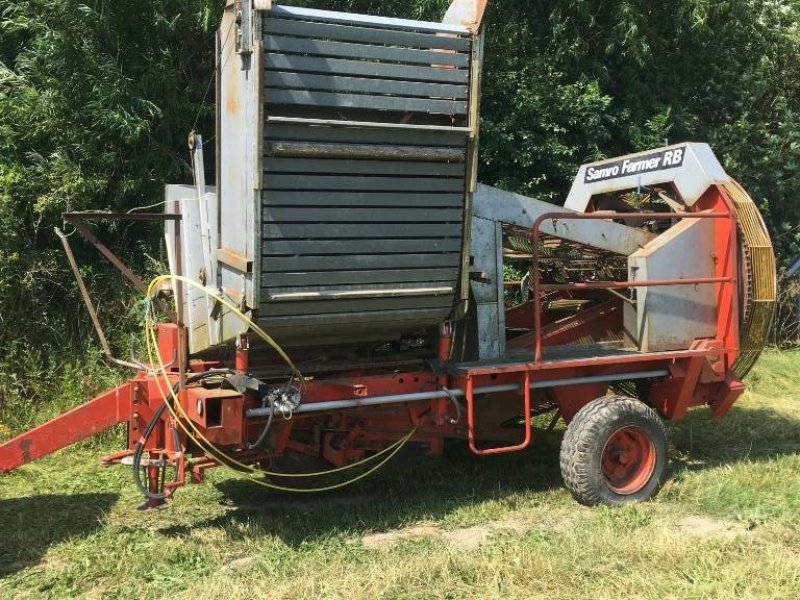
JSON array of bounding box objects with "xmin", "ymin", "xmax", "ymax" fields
[
  {"xmin": 258, "ymin": 7, "xmax": 473, "ymax": 344},
  {"xmin": 264, "ymin": 123, "xmax": 466, "ymax": 146},
  {"xmin": 264, "ymin": 18, "xmax": 470, "ymax": 51},
  {"xmin": 265, "ymin": 54, "xmax": 469, "ymax": 84},
  {"xmin": 264, "ymin": 158, "xmax": 465, "ymax": 177},
  {"xmin": 260, "ymin": 190, "xmax": 464, "ymax": 207},
  {"xmin": 261, "ymin": 267, "xmax": 459, "ymax": 287}
]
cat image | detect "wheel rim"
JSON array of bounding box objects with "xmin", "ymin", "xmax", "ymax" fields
[{"xmin": 601, "ymin": 426, "xmax": 656, "ymax": 495}]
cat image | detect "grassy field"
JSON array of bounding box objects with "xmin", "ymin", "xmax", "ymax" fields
[{"xmin": 1, "ymin": 349, "xmax": 799, "ymax": 599}]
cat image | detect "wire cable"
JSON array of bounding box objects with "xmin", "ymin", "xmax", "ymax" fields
[
  {"xmin": 132, "ymin": 370, "xmax": 232, "ymax": 501},
  {"xmin": 141, "ymin": 275, "xmax": 417, "ymax": 492},
  {"xmin": 246, "ymin": 396, "xmax": 274, "ymax": 450}
]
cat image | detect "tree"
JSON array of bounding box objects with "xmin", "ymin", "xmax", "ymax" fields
[{"xmin": 0, "ymin": 0, "xmax": 798, "ymax": 408}]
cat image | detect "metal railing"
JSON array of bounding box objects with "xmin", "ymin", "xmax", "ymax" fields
[{"xmin": 529, "ymin": 210, "xmax": 735, "ymax": 361}]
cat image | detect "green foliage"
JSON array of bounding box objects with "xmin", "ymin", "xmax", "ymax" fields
[
  {"xmin": 310, "ymin": 0, "xmax": 800, "ymax": 259},
  {"xmin": 0, "ymin": 0, "xmax": 798, "ymax": 418},
  {"xmin": 0, "ymin": 0, "xmax": 219, "ymax": 412},
  {"xmin": 478, "ymin": 0, "xmax": 800, "ymax": 261}
]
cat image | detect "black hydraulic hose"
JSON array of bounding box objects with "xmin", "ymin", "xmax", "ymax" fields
[
  {"xmin": 442, "ymin": 386, "xmax": 462, "ymax": 425},
  {"xmin": 132, "ymin": 391, "xmax": 172, "ymax": 501},
  {"xmin": 246, "ymin": 397, "xmax": 274, "ymax": 450},
  {"xmin": 132, "ymin": 370, "xmax": 233, "ymax": 502}
]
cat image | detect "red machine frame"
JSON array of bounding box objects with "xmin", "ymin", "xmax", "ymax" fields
[{"xmin": 0, "ymin": 183, "xmax": 746, "ymax": 505}]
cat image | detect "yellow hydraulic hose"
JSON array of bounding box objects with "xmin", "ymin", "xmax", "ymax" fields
[{"xmin": 142, "ymin": 274, "xmax": 416, "ymax": 493}]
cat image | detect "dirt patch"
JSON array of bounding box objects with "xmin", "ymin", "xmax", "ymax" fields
[
  {"xmin": 441, "ymin": 518, "xmax": 529, "ymax": 551},
  {"xmin": 224, "ymin": 556, "xmax": 256, "ymax": 572},
  {"xmin": 674, "ymin": 515, "xmax": 750, "ymax": 540},
  {"xmin": 362, "ymin": 517, "xmax": 530, "ymax": 551},
  {"xmin": 43, "ymin": 556, "xmax": 69, "ymax": 572},
  {"xmin": 361, "ymin": 525, "xmax": 440, "ymax": 550},
  {"xmin": 536, "ymin": 508, "xmax": 582, "ymax": 533}
]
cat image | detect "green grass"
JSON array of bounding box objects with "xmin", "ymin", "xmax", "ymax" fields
[{"xmin": 2, "ymin": 349, "xmax": 800, "ymax": 599}]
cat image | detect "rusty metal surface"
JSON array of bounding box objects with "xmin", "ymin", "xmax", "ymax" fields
[
  {"xmin": 0, "ymin": 383, "xmax": 133, "ymax": 473},
  {"xmin": 443, "ymin": 0, "xmax": 489, "ymax": 31},
  {"xmin": 64, "ymin": 212, "xmax": 177, "ymax": 322},
  {"xmin": 55, "ymin": 228, "xmax": 142, "ymax": 370},
  {"xmin": 723, "ymin": 180, "xmax": 777, "ymax": 377},
  {"xmin": 63, "ymin": 212, "xmax": 181, "ymax": 221},
  {"xmin": 67, "ymin": 217, "xmax": 149, "ymax": 294}
]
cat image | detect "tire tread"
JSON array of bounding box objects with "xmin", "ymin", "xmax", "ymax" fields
[{"xmin": 559, "ymin": 395, "xmax": 667, "ymax": 506}]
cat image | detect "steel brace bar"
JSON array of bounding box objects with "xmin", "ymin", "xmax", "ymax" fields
[
  {"xmin": 0, "ymin": 383, "xmax": 133, "ymax": 473},
  {"xmin": 466, "ymin": 371, "xmax": 532, "ymax": 455}
]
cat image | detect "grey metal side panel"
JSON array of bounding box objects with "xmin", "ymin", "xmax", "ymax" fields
[
  {"xmin": 264, "ymin": 18, "xmax": 471, "ymax": 51},
  {"xmin": 252, "ymin": 7, "xmax": 475, "ymax": 347},
  {"xmin": 218, "ymin": 3, "xmax": 260, "ymax": 342},
  {"xmin": 264, "ymin": 35, "xmax": 469, "ymax": 67},
  {"xmin": 473, "ymin": 184, "xmax": 656, "ymax": 255},
  {"xmin": 625, "ymin": 218, "xmax": 718, "ymax": 352},
  {"xmin": 265, "ymin": 54, "xmax": 469, "ymax": 84},
  {"xmin": 469, "ymin": 216, "xmax": 504, "ymax": 360}
]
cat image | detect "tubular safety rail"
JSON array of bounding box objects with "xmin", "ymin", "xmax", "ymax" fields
[
  {"xmin": 465, "ymin": 371, "xmax": 532, "ymax": 456},
  {"xmin": 530, "ymin": 211, "xmax": 735, "ymax": 362}
]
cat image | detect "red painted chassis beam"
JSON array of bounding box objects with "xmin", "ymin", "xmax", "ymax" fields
[{"xmin": 0, "ymin": 382, "xmax": 132, "ymax": 473}]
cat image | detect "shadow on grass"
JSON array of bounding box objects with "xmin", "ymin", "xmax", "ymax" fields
[
  {"xmin": 0, "ymin": 492, "xmax": 118, "ymax": 577},
  {"xmin": 158, "ymin": 404, "xmax": 800, "ymax": 546},
  {"xmin": 159, "ymin": 437, "xmax": 565, "ymax": 546},
  {"xmin": 667, "ymin": 405, "xmax": 800, "ymax": 473}
]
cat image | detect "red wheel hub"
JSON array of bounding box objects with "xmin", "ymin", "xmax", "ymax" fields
[{"xmin": 601, "ymin": 426, "xmax": 656, "ymax": 495}]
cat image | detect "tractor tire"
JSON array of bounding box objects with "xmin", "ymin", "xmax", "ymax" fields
[{"xmin": 559, "ymin": 395, "xmax": 668, "ymax": 506}]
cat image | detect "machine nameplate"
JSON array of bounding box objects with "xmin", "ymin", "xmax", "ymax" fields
[{"xmin": 584, "ymin": 146, "xmax": 686, "ymax": 183}]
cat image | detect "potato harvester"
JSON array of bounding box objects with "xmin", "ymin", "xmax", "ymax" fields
[{"xmin": 0, "ymin": 0, "xmax": 776, "ymax": 507}]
